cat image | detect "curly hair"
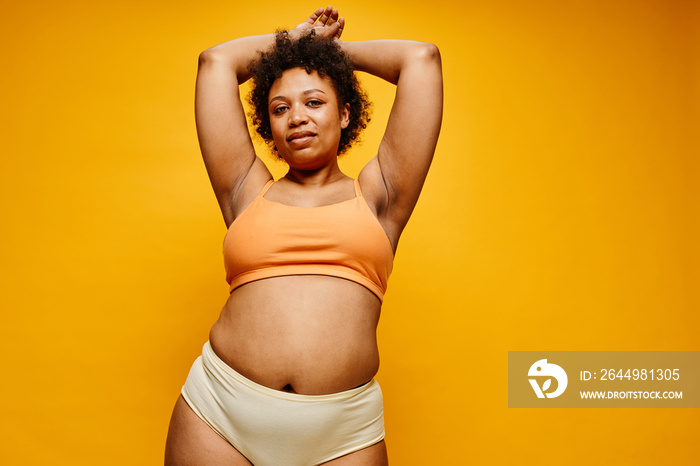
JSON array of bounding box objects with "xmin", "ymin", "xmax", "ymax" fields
[{"xmin": 247, "ymin": 31, "xmax": 371, "ymax": 157}]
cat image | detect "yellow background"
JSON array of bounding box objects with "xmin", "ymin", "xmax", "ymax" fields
[{"xmin": 1, "ymin": 0, "xmax": 697, "ymax": 464}]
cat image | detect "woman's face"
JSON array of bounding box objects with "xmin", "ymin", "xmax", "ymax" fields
[{"xmin": 268, "ymin": 67, "xmax": 349, "ymax": 169}]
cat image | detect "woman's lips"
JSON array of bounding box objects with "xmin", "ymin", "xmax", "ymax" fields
[{"xmin": 287, "ymin": 131, "xmax": 316, "ymax": 147}]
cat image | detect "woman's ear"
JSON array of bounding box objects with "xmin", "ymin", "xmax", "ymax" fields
[{"xmin": 340, "ymin": 103, "xmax": 350, "ymax": 129}]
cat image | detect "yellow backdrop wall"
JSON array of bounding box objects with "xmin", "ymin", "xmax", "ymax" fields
[{"xmin": 1, "ymin": 0, "xmax": 697, "ymax": 464}]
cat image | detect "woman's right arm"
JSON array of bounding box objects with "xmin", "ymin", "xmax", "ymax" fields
[{"xmin": 195, "ymin": 34, "xmax": 275, "ymax": 227}]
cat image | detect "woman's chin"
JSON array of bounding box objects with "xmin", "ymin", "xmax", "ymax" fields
[{"xmin": 281, "ymin": 151, "xmax": 337, "ymax": 171}]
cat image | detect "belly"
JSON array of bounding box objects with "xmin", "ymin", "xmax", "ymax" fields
[{"xmin": 209, "ymin": 275, "xmax": 382, "ymax": 395}]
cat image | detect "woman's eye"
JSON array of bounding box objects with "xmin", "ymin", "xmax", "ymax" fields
[
  {"xmin": 307, "ymin": 100, "xmax": 323, "ymax": 107},
  {"xmin": 272, "ymin": 105, "xmax": 288, "ymax": 114}
]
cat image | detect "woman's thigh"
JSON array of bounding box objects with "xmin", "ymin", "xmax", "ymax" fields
[
  {"xmin": 320, "ymin": 440, "xmax": 388, "ymax": 466},
  {"xmin": 164, "ymin": 395, "xmax": 252, "ymax": 466}
]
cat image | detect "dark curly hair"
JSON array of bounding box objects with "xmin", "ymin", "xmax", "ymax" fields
[{"xmin": 247, "ymin": 31, "xmax": 371, "ymax": 157}]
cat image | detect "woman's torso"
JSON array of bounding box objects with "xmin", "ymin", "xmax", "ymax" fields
[
  {"xmin": 209, "ymin": 276, "xmax": 382, "ymax": 395},
  {"xmin": 209, "ymin": 174, "xmax": 395, "ymax": 395}
]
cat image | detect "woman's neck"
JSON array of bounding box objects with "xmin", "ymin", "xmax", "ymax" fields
[{"xmin": 284, "ymin": 159, "xmax": 348, "ymax": 187}]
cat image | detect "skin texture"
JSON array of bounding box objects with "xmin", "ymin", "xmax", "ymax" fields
[{"xmin": 165, "ymin": 6, "xmax": 442, "ymax": 465}]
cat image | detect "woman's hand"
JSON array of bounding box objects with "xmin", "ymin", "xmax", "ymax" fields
[{"xmin": 291, "ymin": 6, "xmax": 345, "ymax": 40}]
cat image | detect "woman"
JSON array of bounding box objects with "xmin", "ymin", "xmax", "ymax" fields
[{"xmin": 165, "ymin": 6, "xmax": 443, "ymax": 465}]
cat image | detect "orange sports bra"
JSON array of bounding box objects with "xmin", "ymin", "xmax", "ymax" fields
[{"xmin": 223, "ymin": 179, "xmax": 394, "ymax": 302}]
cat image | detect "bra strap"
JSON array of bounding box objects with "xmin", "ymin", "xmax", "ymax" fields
[
  {"xmin": 258, "ymin": 179, "xmax": 275, "ymax": 197},
  {"xmin": 353, "ymin": 179, "xmax": 363, "ymax": 197}
]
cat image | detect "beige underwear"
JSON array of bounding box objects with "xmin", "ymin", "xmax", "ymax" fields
[{"xmin": 181, "ymin": 341, "xmax": 385, "ymax": 465}]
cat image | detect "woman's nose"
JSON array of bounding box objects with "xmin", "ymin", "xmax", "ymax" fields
[{"xmin": 289, "ymin": 105, "xmax": 308, "ymax": 126}]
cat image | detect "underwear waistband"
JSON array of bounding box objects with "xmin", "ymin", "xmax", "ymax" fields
[{"xmin": 202, "ymin": 341, "xmax": 376, "ymax": 403}]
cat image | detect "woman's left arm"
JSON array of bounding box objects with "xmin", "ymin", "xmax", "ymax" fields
[{"xmin": 344, "ymin": 40, "xmax": 443, "ymax": 238}]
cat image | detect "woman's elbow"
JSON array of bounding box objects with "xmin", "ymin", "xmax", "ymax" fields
[
  {"xmin": 198, "ymin": 46, "xmax": 236, "ymax": 69},
  {"xmin": 413, "ymin": 42, "xmax": 441, "ymax": 65},
  {"xmin": 198, "ymin": 48, "xmax": 221, "ymax": 68}
]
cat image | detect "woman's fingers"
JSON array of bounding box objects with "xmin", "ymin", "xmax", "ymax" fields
[
  {"xmin": 335, "ymin": 17, "xmax": 345, "ymax": 39},
  {"xmin": 316, "ymin": 6, "xmax": 333, "ymax": 25},
  {"xmin": 296, "ymin": 6, "xmax": 344, "ymax": 39},
  {"xmin": 305, "ymin": 7, "xmax": 325, "ymax": 26},
  {"xmin": 327, "ymin": 8, "xmax": 339, "ymax": 25}
]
